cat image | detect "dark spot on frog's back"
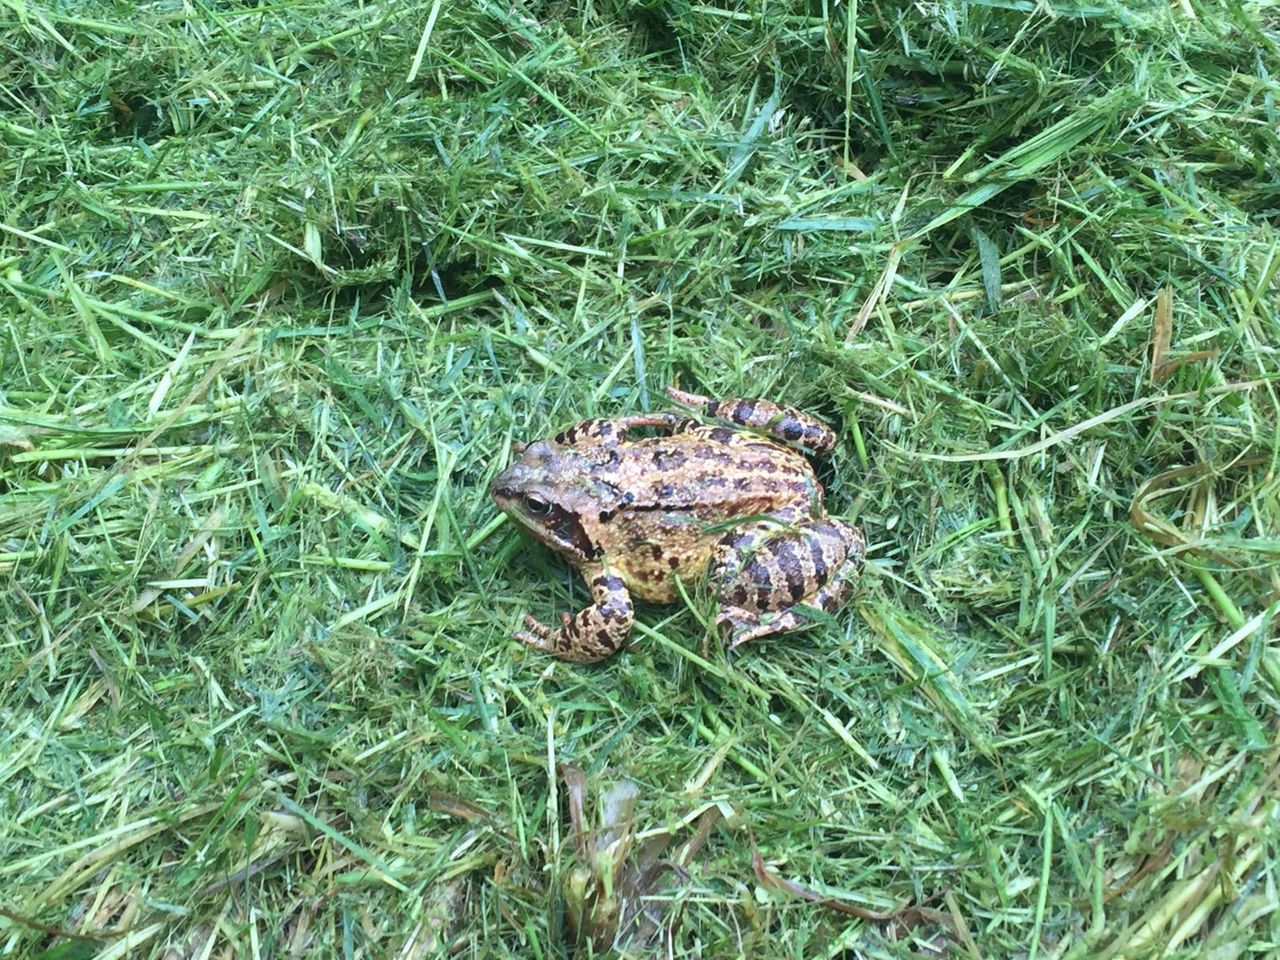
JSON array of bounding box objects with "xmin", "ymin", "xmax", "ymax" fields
[
  {"xmin": 598, "ymin": 489, "xmax": 635, "ymax": 522},
  {"xmin": 653, "ymin": 447, "xmax": 687, "ymax": 470},
  {"xmin": 770, "ymin": 477, "xmax": 798, "ymax": 495}
]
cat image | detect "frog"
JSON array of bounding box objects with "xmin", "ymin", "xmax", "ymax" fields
[{"xmin": 490, "ymin": 386, "xmax": 866, "ymax": 663}]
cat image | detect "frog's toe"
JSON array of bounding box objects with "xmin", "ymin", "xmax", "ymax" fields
[
  {"xmin": 718, "ymin": 607, "xmax": 800, "ymax": 651},
  {"xmin": 516, "ymin": 614, "xmax": 553, "ymax": 643},
  {"xmin": 665, "ymin": 385, "xmax": 711, "ymax": 408}
]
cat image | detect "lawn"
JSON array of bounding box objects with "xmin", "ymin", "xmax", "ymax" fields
[{"xmin": 2, "ymin": 1, "xmax": 1279, "ymax": 957}]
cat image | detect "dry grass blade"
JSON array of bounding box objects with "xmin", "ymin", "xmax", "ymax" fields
[
  {"xmin": 559, "ymin": 763, "xmax": 729, "ymax": 956},
  {"xmin": 1150, "ymin": 286, "xmax": 1173, "ymax": 383}
]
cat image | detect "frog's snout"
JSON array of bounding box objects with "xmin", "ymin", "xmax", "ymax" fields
[
  {"xmin": 490, "ymin": 461, "xmax": 521, "ymax": 503},
  {"xmin": 493, "ymin": 441, "xmax": 551, "ymax": 500}
]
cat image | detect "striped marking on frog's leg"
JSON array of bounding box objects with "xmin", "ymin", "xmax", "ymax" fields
[
  {"xmin": 553, "ymin": 413, "xmax": 680, "ymax": 448},
  {"xmin": 705, "ymin": 521, "xmax": 775, "ymax": 595},
  {"xmin": 709, "ymin": 519, "xmax": 866, "ymax": 650},
  {"xmin": 513, "ymin": 566, "xmax": 634, "ymax": 663},
  {"xmin": 665, "ymin": 386, "xmax": 837, "ymax": 455}
]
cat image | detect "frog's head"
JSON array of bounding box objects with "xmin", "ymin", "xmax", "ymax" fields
[{"xmin": 491, "ymin": 440, "xmax": 610, "ymax": 561}]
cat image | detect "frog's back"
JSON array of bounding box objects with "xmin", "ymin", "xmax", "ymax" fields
[
  {"xmin": 617, "ymin": 429, "xmax": 818, "ymax": 514},
  {"xmin": 606, "ymin": 430, "xmax": 822, "ymax": 602}
]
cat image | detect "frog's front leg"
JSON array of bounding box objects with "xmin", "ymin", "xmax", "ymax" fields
[
  {"xmin": 553, "ymin": 413, "xmax": 680, "ymax": 448},
  {"xmin": 514, "ymin": 565, "xmax": 634, "ymax": 663},
  {"xmin": 666, "ymin": 386, "xmax": 836, "ymax": 454},
  {"xmin": 708, "ymin": 518, "xmax": 865, "ymax": 650}
]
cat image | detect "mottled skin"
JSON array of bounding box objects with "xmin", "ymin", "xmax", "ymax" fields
[{"xmin": 490, "ymin": 387, "xmax": 866, "ymax": 662}]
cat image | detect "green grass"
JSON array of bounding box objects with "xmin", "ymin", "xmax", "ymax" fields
[{"xmin": 2, "ymin": 0, "xmax": 1279, "ymax": 956}]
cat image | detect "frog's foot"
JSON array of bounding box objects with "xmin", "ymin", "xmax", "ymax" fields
[
  {"xmin": 510, "ymin": 569, "xmax": 635, "ymax": 664},
  {"xmin": 717, "ymin": 566, "xmax": 859, "ymax": 650},
  {"xmin": 513, "ymin": 613, "xmax": 567, "ymax": 647},
  {"xmin": 708, "ymin": 518, "xmax": 865, "ymax": 651},
  {"xmin": 665, "ymin": 386, "xmax": 837, "ymax": 455}
]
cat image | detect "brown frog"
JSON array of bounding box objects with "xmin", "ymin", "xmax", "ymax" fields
[{"xmin": 490, "ymin": 387, "xmax": 866, "ymax": 663}]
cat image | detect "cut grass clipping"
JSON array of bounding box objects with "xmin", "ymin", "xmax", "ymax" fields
[{"xmin": 2, "ymin": 1, "xmax": 1279, "ymax": 958}]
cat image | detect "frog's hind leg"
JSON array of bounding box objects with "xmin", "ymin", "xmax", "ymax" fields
[
  {"xmin": 514, "ymin": 565, "xmax": 635, "ymax": 663},
  {"xmin": 666, "ymin": 386, "xmax": 836, "ymax": 454},
  {"xmin": 554, "ymin": 413, "xmax": 680, "ymax": 448},
  {"xmin": 707, "ymin": 518, "xmax": 866, "ymax": 651}
]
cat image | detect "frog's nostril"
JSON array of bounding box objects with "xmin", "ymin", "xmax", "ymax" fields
[{"xmin": 490, "ymin": 467, "xmax": 519, "ymax": 498}]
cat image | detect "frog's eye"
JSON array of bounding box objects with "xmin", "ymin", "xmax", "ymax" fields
[{"xmin": 524, "ymin": 495, "xmax": 553, "ymax": 517}]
